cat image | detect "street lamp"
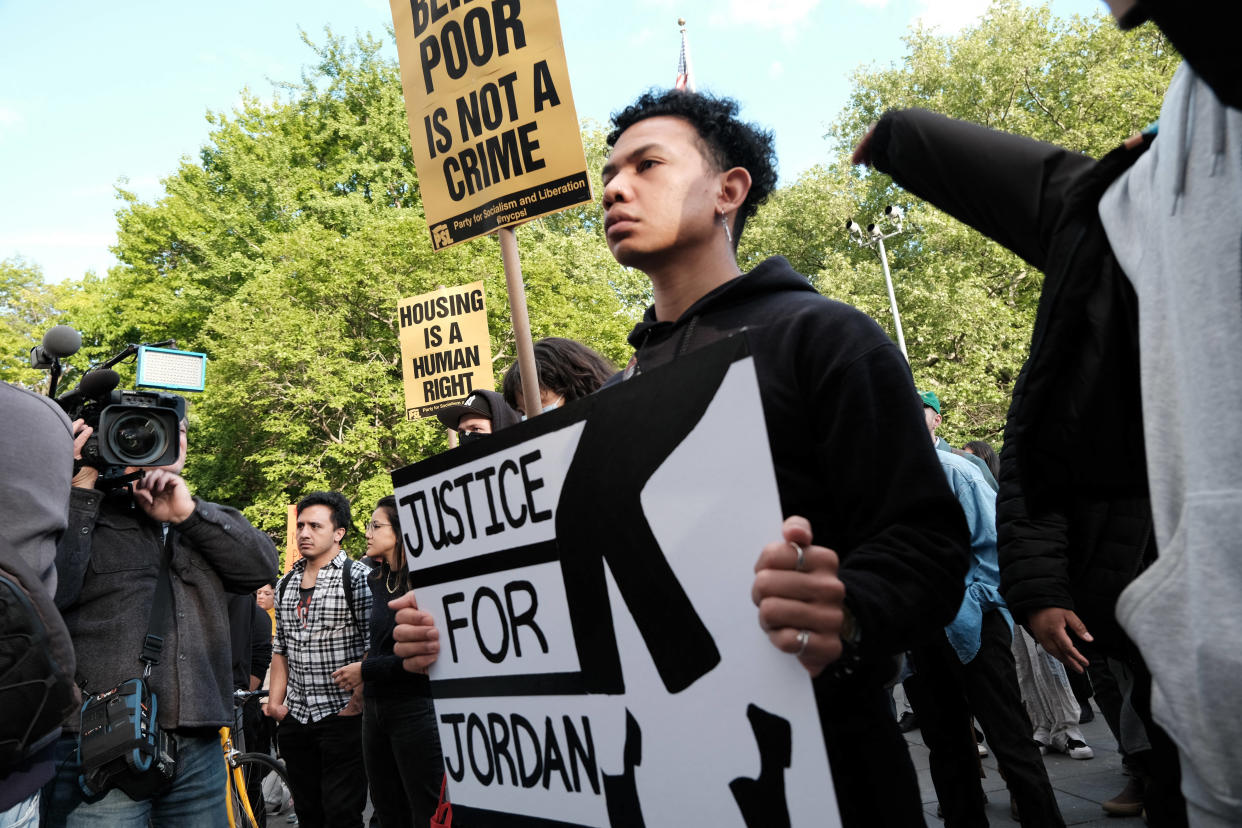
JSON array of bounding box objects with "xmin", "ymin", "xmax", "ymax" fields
[{"xmin": 846, "ymin": 205, "xmax": 908, "ymax": 360}]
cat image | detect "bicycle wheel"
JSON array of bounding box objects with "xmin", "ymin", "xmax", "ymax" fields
[{"xmin": 230, "ymin": 752, "xmax": 294, "ymax": 828}]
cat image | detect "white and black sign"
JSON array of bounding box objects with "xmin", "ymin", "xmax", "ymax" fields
[{"xmin": 391, "ymin": 337, "xmax": 840, "ymax": 827}]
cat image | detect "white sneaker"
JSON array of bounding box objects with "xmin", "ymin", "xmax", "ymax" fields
[
  {"xmin": 1065, "ymin": 738, "xmax": 1094, "ymax": 760},
  {"xmin": 978, "ymin": 742, "xmax": 989, "ymax": 757}
]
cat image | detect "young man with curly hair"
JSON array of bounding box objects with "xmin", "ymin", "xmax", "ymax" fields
[
  {"xmin": 394, "ymin": 90, "xmax": 970, "ymax": 824},
  {"xmin": 599, "ymin": 89, "xmax": 971, "ymax": 824}
]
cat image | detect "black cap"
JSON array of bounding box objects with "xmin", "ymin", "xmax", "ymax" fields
[{"xmin": 435, "ymin": 389, "xmax": 520, "ymax": 432}]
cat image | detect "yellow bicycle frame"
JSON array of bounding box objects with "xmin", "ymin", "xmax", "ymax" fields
[{"xmin": 220, "ymin": 727, "xmax": 262, "ymax": 828}]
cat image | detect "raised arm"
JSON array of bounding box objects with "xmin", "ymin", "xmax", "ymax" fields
[{"xmin": 857, "ymin": 108, "xmax": 1094, "ymax": 271}]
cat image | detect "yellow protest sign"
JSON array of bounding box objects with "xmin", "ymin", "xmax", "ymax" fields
[
  {"xmin": 398, "ymin": 282, "xmax": 494, "ymax": 419},
  {"xmin": 390, "ymin": 0, "xmax": 593, "ymax": 250}
]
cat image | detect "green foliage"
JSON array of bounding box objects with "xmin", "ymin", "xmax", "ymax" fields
[
  {"xmin": 743, "ymin": 0, "xmax": 1177, "ymax": 447},
  {"xmin": 0, "ymin": 257, "xmax": 58, "ymax": 389},
  {"xmin": 25, "ymin": 4, "xmax": 1180, "ymax": 541},
  {"xmin": 45, "ymin": 30, "xmax": 641, "ymax": 546}
]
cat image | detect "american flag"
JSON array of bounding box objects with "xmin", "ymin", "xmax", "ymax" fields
[{"xmin": 675, "ymin": 20, "xmax": 695, "ymax": 92}]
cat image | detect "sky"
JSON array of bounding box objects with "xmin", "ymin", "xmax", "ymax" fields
[{"xmin": 0, "ymin": 0, "xmax": 1103, "ymax": 285}]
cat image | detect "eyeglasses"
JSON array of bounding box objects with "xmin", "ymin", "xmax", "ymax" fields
[{"xmin": 365, "ymin": 521, "xmax": 392, "ymax": 531}]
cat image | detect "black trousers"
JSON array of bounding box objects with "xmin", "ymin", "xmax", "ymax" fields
[
  {"xmin": 278, "ymin": 712, "xmax": 367, "ymax": 828},
  {"xmin": 1082, "ymin": 641, "xmax": 1125, "ymax": 748},
  {"xmin": 818, "ymin": 676, "xmax": 925, "ymax": 826},
  {"xmin": 912, "ymin": 611, "xmax": 1065, "ymax": 828},
  {"xmin": 1084, "ymin": 633, "xmax": 1187, "ymax": 826},
  {"xmin": 1126, "ymin": 656, "xmax": 1187, "ymax": 828},
  {"xmin": 362, "ymin": 695, "xmax": 445, "ymax": 828}
]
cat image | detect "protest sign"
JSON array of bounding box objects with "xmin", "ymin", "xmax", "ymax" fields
[
  {"xmin": 390, "ymin": 0, "xmax": 593, "ymax": 250},
  {"xmin": 391, "ymin": 337, "xmax": 841, "ymax": 827},
  {"xmin": 398, "ymin": 281, "xmax": 494, "ymax": 419}
]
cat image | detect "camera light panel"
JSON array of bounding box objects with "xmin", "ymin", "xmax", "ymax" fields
[{"xmin": 136, "ymin": 346, "xmax": 206, "ymax": 392}]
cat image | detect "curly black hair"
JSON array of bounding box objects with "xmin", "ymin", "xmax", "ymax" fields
[
  {"xmin": 502, "ymin": 338, "xmax": 618, "ymax": 412},
  {"xmin": 607, "ymin": 90, "xmax": 778, "ymax": 244}
]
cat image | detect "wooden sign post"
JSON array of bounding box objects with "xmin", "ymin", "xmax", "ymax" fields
[{"xmin": 389, "ymin": 0, "xmax": 593, "ymax": 419}]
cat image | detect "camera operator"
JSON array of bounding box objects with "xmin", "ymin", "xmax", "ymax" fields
[{"xmin": 42, "ymin": 415, "xmax": 279, "ymax": 826}]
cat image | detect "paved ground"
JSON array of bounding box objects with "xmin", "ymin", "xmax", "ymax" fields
[{"xmin": 902, "ymin": 699, "xmax": 1145, "ymax": 826}]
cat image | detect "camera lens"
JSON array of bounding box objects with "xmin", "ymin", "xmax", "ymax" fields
[{"xmin": 109, "ymin": 414, "xmax": 169, "ymax": 465}]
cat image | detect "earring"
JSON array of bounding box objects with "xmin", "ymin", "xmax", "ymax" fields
[{"xmin": 719, "ymin": 211, "xmax": 733, "ymax": 245}]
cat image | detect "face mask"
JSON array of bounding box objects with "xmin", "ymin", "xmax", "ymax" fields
[
  {"xmin": 521, "ymin": 397, "xmax": 564, "ymax": 421},
  {"xmin": 458, "ymin": 429, "xmax": 487, "ymax": 444}
]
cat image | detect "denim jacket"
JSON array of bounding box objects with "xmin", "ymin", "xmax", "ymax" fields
[{"xmin": 939, "ymin": 451, "xmax": 1012, "ymax": 664}]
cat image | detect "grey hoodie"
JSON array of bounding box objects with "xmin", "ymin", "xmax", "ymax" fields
[{"xmin": 1100, "ymin": 63, "xmax": 1242, "ymax": 821}]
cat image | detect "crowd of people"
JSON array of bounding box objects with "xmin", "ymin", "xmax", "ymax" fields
[{"xmin": 1, "ymin": 1, "xmax": 1237, "ymax": 826}]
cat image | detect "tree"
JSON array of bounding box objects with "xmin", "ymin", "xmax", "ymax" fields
[
  {"xmin": 54, "ymin": 31, "xmax": 644, "ymax": 547},
  {"xmin": 40, "ymin": 3, "xmax": 1178, "ymax": 540},
  {"xmin": 741, "ymin": 0, "xmax": 1177, "ymax": 446},
  {"xmin": 0, "ymin": 257, "xmax": 60, "ymax": 389}
]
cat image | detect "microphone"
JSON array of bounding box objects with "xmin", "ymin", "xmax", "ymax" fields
[
  {"xmin": 30, "ymin": 325, "xmax": 82, "ymax": 369},
  {"xmin": 77, "ymin": 370, "xmax": 121, "ymax": 398},
  {"xmin": 58, "ymin": 369, "xmax": 121, "ymax": 403}
]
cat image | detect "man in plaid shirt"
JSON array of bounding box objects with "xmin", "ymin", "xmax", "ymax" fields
[{"xmin": 264, "ymin": 491, "xmax": 372, "ymax": 828}]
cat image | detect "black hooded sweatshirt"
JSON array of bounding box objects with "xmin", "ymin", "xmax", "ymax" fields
[
  {"xmin": 626, "ymin": 255, "xmax": 969, "ymax": 658},
  {"xmin": 624, "ymin": 255, "xmax": 971, "ymax": 823}
]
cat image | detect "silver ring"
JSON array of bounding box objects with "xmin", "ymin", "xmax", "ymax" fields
[
  {"xmin": 795, "ymin": 630, "xmax": 811, "ymax": 657},
  {"xmin": 793, "ymin": 543, "xmax": 807, "ymax": 572}
]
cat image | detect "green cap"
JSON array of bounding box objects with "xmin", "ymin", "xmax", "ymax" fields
[{"xmin": 919, "ymin": 390, "xmax": 941, "ymax": 415}]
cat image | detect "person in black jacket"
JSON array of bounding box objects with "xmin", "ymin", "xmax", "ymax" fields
[
  {"xmin": 846, "ymin": 2, "xmax": 1242, "ymax": 820},
  {"xmin": 615, "ymin": 89, "xmax": 976, "ymax": 824},
  {"xmin": 852, "ymin": 99, "xmax": 1187, "ymax": 827},
  {"xmin": 612, "ymin": 89, "xmax": 971, "ymax": 827},
  {"xmin": 393, "ymin": 90, "xmax": 971, "ymax": 826},
  {"xmin": 47, "ymin": 416, "xmax": 279, "ymax": 826},
  {"xmin": 354, "ymin": 495, "xmax": 445, "ymax": 828}
]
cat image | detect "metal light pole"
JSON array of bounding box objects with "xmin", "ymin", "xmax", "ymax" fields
[{"xmin": 847, "ymin": 205, "xmax": 908, "ymax": 360}]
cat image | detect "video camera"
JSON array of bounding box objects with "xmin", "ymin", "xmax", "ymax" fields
[
  {"xmin": 31, "ymin": 326, "xmax": 205, "ymax": 486},
  {"xmin": 58, "ymin": 384, "xmax": 186, "ymax": 470}
]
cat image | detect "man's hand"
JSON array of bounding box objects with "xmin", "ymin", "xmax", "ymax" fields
[
  {"xmin": 851, "ymin": 122, "xmax": 879, "ymax": 166},
  {"xmin": 340, "ymin": 687, "xmax": 364, "ymax": 717},
  {"xmin": 390, "ymin": 592, "xmax": 439, "ymax": 674},
  {"xmin": 331, "ymin": 661, "xmax": 362, "ymax": 693},
  {"xmin": 1027, "ymin": 607, "xmax": 1093, "ymax": 673},
  {"xmin": 130, "ymin": 469, "xmax": 196, "ymax": 524},
  {"xmin": 70, "ymin": 419, "xmax": 99, "ymax": 490},
  {"xmin": 752, "ymin": 515, "xmax": 847, "ymax": 678},
  {"xmin": 262, "ymin": 701, "xmax": 289, "ymax": 722}
]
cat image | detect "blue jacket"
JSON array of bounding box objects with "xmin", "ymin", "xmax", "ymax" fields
[{"xmin": 939, "ymin": 451, "xmax": 1011, "ymax": 663}]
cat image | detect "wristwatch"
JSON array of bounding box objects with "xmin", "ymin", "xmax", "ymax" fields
[{"xmin": 828, "ymin": 604, "xmax": 864, "ymax": 680}]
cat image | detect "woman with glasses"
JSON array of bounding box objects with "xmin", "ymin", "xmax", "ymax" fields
[{"xmin": 356, "ymin": 496, "xmax": 445, "ymax": 828}]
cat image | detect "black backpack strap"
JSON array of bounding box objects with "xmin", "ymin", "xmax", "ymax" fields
[
  {"xmin": 139, "ymin": 528, "xmax": 176, "ymax": 676},
  {"xmin": 341, "ymin": 561, "xmax": 363, "ymax": 641},
  {"xmin": 277, "ymin": 570, "xmax": 296, "ymax": 606},
  {"xmin": 276, "ymin": 570, "xmax": 297, "ymax": 632}
]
